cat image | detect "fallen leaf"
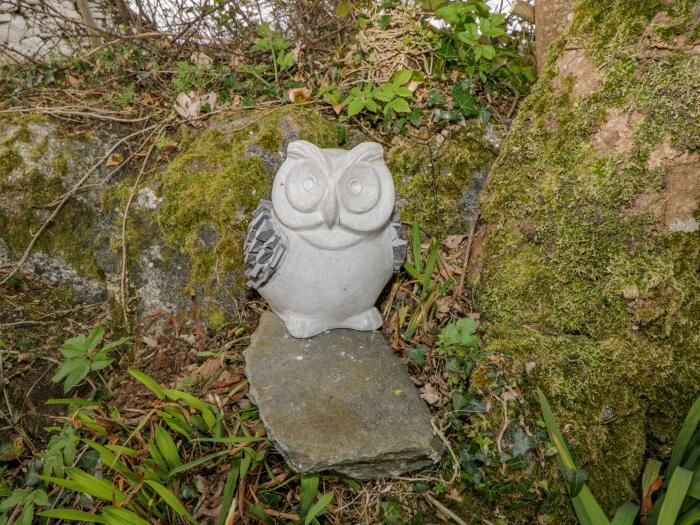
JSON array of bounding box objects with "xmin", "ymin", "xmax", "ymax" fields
[
  {"xmin": 288, "ymin": 87, "xmax": 312, "ymax": 103},
  {"xmin": 420, "ymin": 383, "xmax": 442, "ymax": 406},
  {"xmin": 174, "ymin": 92, "xmax": 201, "ymax": 120},
  {"xmin": 67, "ymin": 75, "xmax": 82, "ymax": 88},
  {"xmin": 190, "ymin": 52, "xmax": 213, "ymax": 66},
  {"xmin": 407, "ymin": 79, "xmax": 422, "ymax": 92},
  {"xmin": 106, "ymin": 153, "xmax": 123, "ymax": 166}
]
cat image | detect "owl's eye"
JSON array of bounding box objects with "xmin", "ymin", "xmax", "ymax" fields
[
  {"xmin": 338, "ymin": 164, "xmax": 381, "ymax": 214},
  {"xmin": 285, "ymin": 163, "xmax": 327, "ymax": 212}
]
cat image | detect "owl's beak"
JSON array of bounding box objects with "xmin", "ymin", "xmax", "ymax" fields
[{"xmin": 321, "ymin": 190, "xmax": 339, "ymax": 228}]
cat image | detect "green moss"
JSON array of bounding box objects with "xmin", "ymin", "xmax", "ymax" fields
[
  {"xmin": 206, "ymin": 308, "xmax": 227, "ymax": 331},
  {"xmin": 473, "ymin": 0, "xmax": 700, "ymax": 521},
  {"xmin": 387, "ymin": 122, "xmax": 496, "ymax": 235},
  {"xmin": 0, "ymin": 148, "xmax": 23, "ymax": 178},
  {"xmin": 0, "ymin": 115, "xmax": 102, "ymax": 280}
]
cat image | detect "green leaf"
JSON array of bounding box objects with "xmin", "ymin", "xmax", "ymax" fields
[
  {"xmin": 83, "ymin": 439, "xmax": 137, "ymax": 482},
  {"xmin": 62, "ymin": 359, "xmax": 91, "ymax": 393},
  {"xmin": 658, "ymin": 467, "xmax": 693, "ymax": 525},
  {"xmin": 144, "ymin": 480, "xmax": 195, "ymax": 524},
  {"xmin": 408, "ymin": 345, "xmax": 427, "ymax": 367},
  {"xmin": 100, "ymin": 336, "xmax": 131, "ymax": 353},
  {"xmin": 410, "ymin": 222, "xmax": 423, "ymax": 273},
  {"xmin": 347, "ymin": 97, "xmax": 364, "ymax": 117},
  {"xmin": 611, "ymin": 502, "xmax": 639, "ymax": 525},
  {"xmin": 643, "ymin": 458, "xmax": 663, "ymax": 497},
  {"xmin": 667, "ymin": 396, "xmax": 700, "ymax": 480},
  {"xmin": 391, "ymin": 70, "xmax": 413, "ymax": 87},
  {"xmin": 304, "ymin": 492, "xmax": 334, "ymax": 525},
  {"xmin": 51, "ymin": 359, "xmax": 83, "ymax": 384},
  {"xmin": 217, "ymin": 460, "xmax": 240, "ymax": 525},
  {"xmin": 101, "ymin": 507, "xmax": 151, "ymax": 525},
  {"xmin": 85, "ymin": 325, "xmax": 105, "ymax": 350},
  {"xmin": 168, "ymin": 450, "xmax": 229, "ymax": 476},
  {"xmin": 300, "ymin": 473, "xmax": 319, "ymax": 517},
  {"xmin": 154, "ymin": 425, "xmax": 181, "ymax": 470},
  {"xmin": 40, "ymin": 509, "xmax": 107, "ymax": 523},
  {"xmin": 395, "ymin": 86, "xmax": 413, "ymax": 98},
  {"xmin": 677, "ymin": 505, "xmax": 700, "ymax": 525},
  {"xmin": 373, "ymin": 84, "xmax": 395, "ymax": 102},
  {"xmin": 59, "ymin": 334, "xmax": 89, "ymax": 358},
  {"xmin": 389, "ymin": 97, "xmax": 411, "ymax": 114},
  {"xmin": 128, "ymin": 369, "xmax": 164, "ymax": 399},
  {"xmin": 0, "ymin": 489, "xmax": 28, "ymax": 510},
  {"xmin": 564, "ymin": 468, "xmax": 588, "ymax": 498},
  {"xmin": 90, "ymin": 356, "xmax": 114, "ymax": 372},
  {"xmin": 423, "ymin": 241, "xmax": 439, "ymax": 287},
  {"xmin": 364, "ymin": 98, "xmax": 377, "ymax": 113}
]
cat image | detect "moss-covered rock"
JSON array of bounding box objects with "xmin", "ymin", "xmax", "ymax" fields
[
  {"xmin": 0, "ymin": 115, "xmax": 110, "ymax": 302},
  {"xmin": 473, "ymin": 0, "xmax": 700, "ymax": 521},
  {"xmin": 387, "ymin": 121, "xmax": 498, "ymax": 235}
]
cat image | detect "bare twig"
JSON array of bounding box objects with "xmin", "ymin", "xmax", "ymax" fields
[{"xmin": 424, "ymin": 493, "xmax": 469, "ymax": 525}]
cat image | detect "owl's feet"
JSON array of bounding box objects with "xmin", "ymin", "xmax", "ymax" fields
[
  {"xmin": 279, "ymin": 308, "xmax": 383, "ymax": 338},
  {"xmin": 281, "ymin": 313, "xmax": 330, "ymax": 339},
  {"xmin": 340, "ymin": 307, "xmax": 383, "ymax": 332}
]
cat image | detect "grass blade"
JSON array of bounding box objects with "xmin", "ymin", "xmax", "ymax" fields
[
  {"xmin": 144, "ymin": 480, "xmax": 195, "ymax": 524},
  {"xmin": 667, "ymin": 396, "xmax": 700, "ymax": 480},
  {"xmin": 217, "ymin": 459, "xmax": 240, "ymax": 525},
  {"xmin": 300, "ymin": 473, "xmax": 320, "ymax": 517},
  {"xmin": 688, "ymin": 471, "xmax": 700, "ymax": 499},
  {"xmin": 168, "ymin": 449, "xmax": 229, "ymax": 476},
  {"xmin": 411, "ymin": 222, "xmax": 423, "ymax": 274},
  {"xmin": 101, "ymin": 507, "xmax": 151, "ymax": 525},
  {"xmin": 40, "ymin": 509, "xmax": 107, "ymax": 523},
  {"xmin": 537, "ymin": 389, "xmax": 610, "ymax": 525},
  {"xmin": 128, "ymin": 369, "xmax": 164, "ymax": 399},
  {"xmin": 677, "ymin": 504, "xmax": 700, "ymax": 525},
  {"xmin": 611, "ymin": 502, "xmax": 639, "ymax": 525},
  {"xmin": 304, "ymin": 492, "xmax": 334, "ymax": 525},
  {"xmin": 154, "ymin": 425, "xmax": 181, "ymax": 470},
  {"xmin": 658, "ymin": 466, "xmax": 693, "ymax": 525}
]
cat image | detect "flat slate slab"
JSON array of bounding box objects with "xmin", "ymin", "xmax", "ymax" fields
[{"xmin": 245, "ymin": 312, "xmax": 443, "ymax": 479}]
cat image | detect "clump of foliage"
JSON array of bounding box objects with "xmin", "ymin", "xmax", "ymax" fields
[
  {"xmin": 50, "ymin": 325, "xmax": 129, "ymax": 393},
  {"xmin": 539, "ymin": 391, "xmax": 700, "ymax": 525}
]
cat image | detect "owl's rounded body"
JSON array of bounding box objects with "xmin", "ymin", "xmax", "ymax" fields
[
  {"xmin": 258, "ymin": 216, "xmax": 394, "ymax": 338},
  {"xmin": 244, "ymin": 140, "xmax": 406, "ymax": 338}
]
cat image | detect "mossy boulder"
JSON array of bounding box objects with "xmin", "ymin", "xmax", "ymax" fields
[
  {"xmin": 0, "ymin": 115, "xmax": 112, "ymax": 302},
  {"xmin": 472, "ymin": 0, "xmax": 700, "ymax": 521},
  {"xmin": 387, "ymin": 121, "xmax": 499, "ymax": 235}
]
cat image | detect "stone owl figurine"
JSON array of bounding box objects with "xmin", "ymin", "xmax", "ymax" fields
[{"xmin": 244, "ymin": 140, "xmax": 406, "ymax": 338}]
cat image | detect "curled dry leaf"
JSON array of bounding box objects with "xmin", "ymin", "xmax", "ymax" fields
[
  {"xmin": 420, "ymin": 383, "xmax": 442, "ymax": 406},
  {"xmin": 190, "ymin": 51, "xmax": 213, "ymax": 66},
  {"xmin": 174, "ymin": 92, "xmax": 201, "ymax": 120},
  {"xmin": 288, "ymin": 87, "xmax": 312, "ymax": 103},
  {"xmin": 106, "ymin": 153, "xmax": 123, "ymax": 166}
]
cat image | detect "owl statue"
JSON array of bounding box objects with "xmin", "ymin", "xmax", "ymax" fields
[{"xmin": 244, "ymin": 140, "xmax": 406, "ymax": 338}]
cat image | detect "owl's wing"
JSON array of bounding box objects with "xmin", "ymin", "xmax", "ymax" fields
[
  {"xmin": 390, "ymin": 209, "xmax": 407, "ymax": 272},
  {"xmin": 244, "ymin": 200, "xmax": 287, "ymax": 289}
]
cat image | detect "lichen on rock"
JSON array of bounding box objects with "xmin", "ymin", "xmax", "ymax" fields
[{"xmin": 471, "ymin": 0, "xmax": 700, "ymax": 521}]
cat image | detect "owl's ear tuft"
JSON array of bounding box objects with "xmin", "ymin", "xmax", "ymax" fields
[
  {"xmin": 286, "ymin": 140, "xmax": 321, "ymax": 160},
  {"xmin": 348, "ymin": 142, "xmax": 384, "ymax": 162}
]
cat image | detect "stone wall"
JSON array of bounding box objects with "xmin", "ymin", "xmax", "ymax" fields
[{"xmin": 0, "ymin": 0, "xmax": 115, "ymax": 63}]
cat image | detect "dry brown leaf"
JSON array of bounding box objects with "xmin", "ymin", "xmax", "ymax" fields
[
  {"xmin": 174, "ymin": 92, "xmax": 201, "ymax": 120},
  {"xmin": 67, "ymin": 75, "xmax": 82, "ymax": 88},
  {"xmin": 288, "ymin": 87, "xmax": 312, "ymax": 103},
  {"xmin": 420, "ymin": 383, "xmax": 442, "ymax": 406},
  {"xmin": 106, "ymin": 154, "xmax": 123, "ymax": 166},
  {"xmin": 190, "ymin": 52, "xmax": 213, "ymax": 66}
]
